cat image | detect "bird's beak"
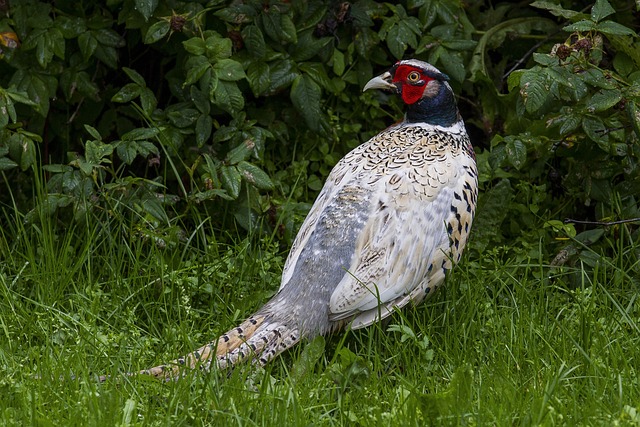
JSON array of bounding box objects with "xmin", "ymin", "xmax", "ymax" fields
[{"xmin": 363, "ymin": 71, "xmax": 396, "ymax": 92}]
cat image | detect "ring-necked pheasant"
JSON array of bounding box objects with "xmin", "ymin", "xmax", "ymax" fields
[{"xmin": 138, "ymin": 59, "xmax": 478, "ymax": 379}]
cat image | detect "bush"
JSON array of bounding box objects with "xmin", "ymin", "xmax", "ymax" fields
[{"xmin": 0, "ymin": 0, "xmax": 638, "ymax": 262}]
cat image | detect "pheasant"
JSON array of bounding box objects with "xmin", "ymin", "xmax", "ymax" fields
[{"xmin": 138, "ymin": 59, "xmax": 478, "ymax": 379}]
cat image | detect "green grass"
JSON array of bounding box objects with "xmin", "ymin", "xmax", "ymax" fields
[{"xmin": 1, "ymin": 200, "xmax": 640, "ymax": 426}]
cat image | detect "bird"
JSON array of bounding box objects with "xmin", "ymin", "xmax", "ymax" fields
[{"xmin": 137, "ymin": 58, "xmax": 478, "ymax": 379}]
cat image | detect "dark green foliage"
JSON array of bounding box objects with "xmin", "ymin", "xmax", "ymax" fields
[{"xmin": 0, "ymin": 0, "xmax": 638, "ymax": 260}]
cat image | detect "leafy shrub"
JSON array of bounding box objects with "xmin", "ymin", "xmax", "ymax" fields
[{"xmin": 0, "ymin": 0, "xmax": 638, "ymax": 262}]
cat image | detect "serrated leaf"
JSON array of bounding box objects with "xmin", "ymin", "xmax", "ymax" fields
[
  {"xmin": 214, "ymin": 59, "xmax": 245, "ymax": 81},
  {"xmin": 559, "ymin": 114, "xmax": 581, "ymax": 135},
  {"xmin": 237, "ymin": 161, "xmax": 274, "ymax": 190},
  {"xmin": 591, "ymin": 0, "xmax": 615, "ymax": 22},
  {"xmin": 563, "ymin": 20, "xmax": 596, "ymax": 32},
  {"xmin": 144, "ymin": 20, "xmax": 170, "ymax": 44},
  {"xmin": 220, "ymin": 165, "xmax": 241, "ymax": 199},
  {"xmin": 595, "ymin": 21, "xmax": 636, "ymax": 36},
  {"xmin": 290, "ymin": 74, "xmax": 323, "ymax": 132},
  {"xmin": 111, "ymin": 83, "xmax": 142, "ymax": 103},
  {"xmin": 588, "ymin": 89, "xmax": 622, "ymax": 112},
  {"xmin": 520, "ymin": 72, "xmax": 548, "ymax": 114}
]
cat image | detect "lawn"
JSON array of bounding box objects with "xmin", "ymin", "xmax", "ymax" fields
[{"xmin": 1, "ymin": 206, "xmax": 639, "ymax": 426}]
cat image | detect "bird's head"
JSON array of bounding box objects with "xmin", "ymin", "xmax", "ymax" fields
[{"xmin": 363, "ymin": 59, "xmax": 460, "ymax": 127}]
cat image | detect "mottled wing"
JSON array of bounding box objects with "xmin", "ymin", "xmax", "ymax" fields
[{"xmin": 326, "ymin": 160, "xmax": 461, "ymax": 325}]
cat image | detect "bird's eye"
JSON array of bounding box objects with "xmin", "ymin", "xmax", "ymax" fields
[{"xmin": 407, "ymin": 71, "xmax": 421, "ymax": 82}]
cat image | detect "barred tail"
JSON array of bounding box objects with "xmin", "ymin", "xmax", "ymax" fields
[{"xmin": 133, "ymin": 313, "xmax": 301, "ymax": 380}]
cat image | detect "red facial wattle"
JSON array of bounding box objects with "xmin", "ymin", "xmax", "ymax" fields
[{"xmin": 392, "ymin": 65, "xmax": 431, "ymax": 105}]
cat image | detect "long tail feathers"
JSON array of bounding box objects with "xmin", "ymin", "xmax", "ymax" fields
[{"xmin": 102, "ymin": 315, "xmax": 302, "ymax": 381}]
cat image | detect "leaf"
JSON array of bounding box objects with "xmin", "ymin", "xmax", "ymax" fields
[
  {"xmin": 439, "ymin": 50, "xmax": 465, "ymax": 83},
  {"xmin": 84, "ymin": 125, "xmax": 102, "ymax": 141},
  {"xmin": 140, "ymin": 88, "xmax": 157, "ymax": 114},
  {"xmin": 332, "ymin": 49, "xmax": 345, "ymax": 76},
  {"xmin": 582, "ymin": 116, "xmax": 609, "ymax": 151},
  {"xmin": 595, "ymin": 21, "xmax": 637, "ymax": 36},
  {"xmin": 563, "ymin": 20, "xmax": 596, "ymax": 32},
  {"xmin": 505, "ymin": 138, "xmax": 527, "ymax": 170},
  {"xmin": 530, "ymin": 1, "xmax": 584, "ymax": 19},
  {"xmin": 470, "ymin": 17, "xmax": 553, "ymax": 82},
  {"xmin": 11, "ymin": 133, "xmax": 37, "ymax": 171},
  {"xmin": 214, "ymin": 59, "xmax": 245, "ymax": 81},
  {"xmin": 85, "ymin": 139, "xmax": 113, "ymax": 165},
  {"xmin": 0, "ymin": 156, "xmax": 18, "ymax": 171},
  {"xmin": 519, "ymin": 71, "xmax": 548, "ymax": 114},
  {"xmin": 111, "ymin": 83, "xmax": 142, "ymax": 103},
  {"xmin": 121, "ymin": 127, "xmax": 159, "ymax": 141},
  {"xmin": 195, "ymin": 114, "xmax": 212, "ymax": 147},
  {"xmin": 212, "ymin": 80, "xmax": 244, "ymax": 114},
  {"xmin": 220, "ymin": 165, "xmax": 241, "ymax": 199},
  {"xmin": 237, "ymin": 161, "xmax": 274, "ymax": 190},
  {"xmin": 290, "ymin": 74, "xmax": 323, "ymax": 132},
  {"xmin": 135, "ymin": 0, "xmax": 159, "ymax": 21},
  {"xmin": 588, "ymin": 89, "xmax": 622, "ymax": 112},
  {"xmin": 246, "ymin": 61, "xmax": 270, "ymax": 96},
  {"xmin": 183, "ymin": 37, "xmax": 205, "ymax": 56},
  {"xmin": 144, "ymin": 20, "xmax": 170, "ymax": 44},
  {"xmin": 78, "ymin": 32, "xmax": 97, "ymax": 61},
  {"xmin": 184, "ymin": 55, "xmax": 210, "ymax": 85},
  {"xmin": 590, "ymin": 0, "xmax": 615, "ymax": 23},
  {"xmin": 123, "ymin": 67, "xmax": 146, "ymax": 87},
  {"xmin": 559, "ymin": 113, "xmax": 581, "ymax": 135},
  {"xmin": 290, "ymin": 336, "xmax": 325, "ymax": 383},
  {"xmin": 93, "ymin": 29, "xmax": 125, "ymax": 48},
  {"xmin": 280, "ymin": 14, "xmax": 298, "ymax": 44},
  {"xmin": 386, "ymin": 22, "xmax": 416, "ymax": 59},
  {"xmin": 241, "ymin": 25, "xmax": 266, "ymax": 58},
  {"xmin": 226, "ymin": 139, "xmax": 254, "ymax": 165},
  {"xmin": 205, "ymin": 35, "xmax": 232, "ymax": 61},
  {"xmin": 0, "ymin": 98, "xmax": 9, "ymax": 129}
]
